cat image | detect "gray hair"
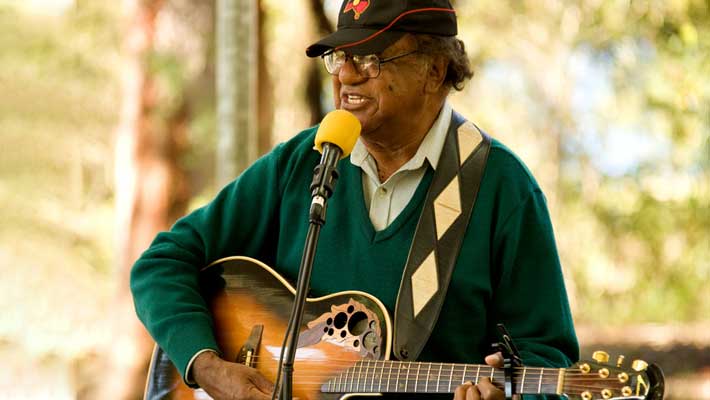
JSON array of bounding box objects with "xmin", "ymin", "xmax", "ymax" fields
[{"xmin": 415, "ymin": 34, "xmax": 474, "ymax": 91}]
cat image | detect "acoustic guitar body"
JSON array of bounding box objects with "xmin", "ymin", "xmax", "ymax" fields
[{"xmin": 144, "ymin": 256, "xmax": 392, "ymax": 400}]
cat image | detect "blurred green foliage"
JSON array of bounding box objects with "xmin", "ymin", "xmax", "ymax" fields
[
  {"xmin": 452, "ymin": 0, "xmax": 709, "ymax": 324},
  {"xmin": 0, "ymin": 3, "xmax": 119, "ymax": 374}
]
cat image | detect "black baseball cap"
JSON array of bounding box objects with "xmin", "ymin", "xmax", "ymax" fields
[{"xmin": 306, "ymin": 0, "xmax": 457, "ymax": 58}]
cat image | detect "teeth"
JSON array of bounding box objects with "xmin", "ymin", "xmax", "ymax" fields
[{"xmin": 346, "ymin": 95, "xmax": 365, "ymax": 104}]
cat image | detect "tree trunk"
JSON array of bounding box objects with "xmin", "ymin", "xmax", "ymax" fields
[
  {"xmin": 257, "ymin": 1, "xmax": 273, "ymax": 155},
  {"xmin": 98, "ymin": 0, "xmax": 190, "ymax": 398},
  {"xmin": 306, "ymin": 0, "xmax": 333, "ymax": 125},
  {"xmin": 216, "ymin": 0, "xmax": 261, "ymax": 186}
]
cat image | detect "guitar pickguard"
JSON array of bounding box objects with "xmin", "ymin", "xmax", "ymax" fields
[{"xmin": 299, "ymin": 298, "xmax": 383, "ymax": 360}]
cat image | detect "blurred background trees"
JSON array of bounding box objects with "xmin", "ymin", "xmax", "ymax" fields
[{"xmin": 0, "ymin": 0, "xmax": 707, "ymax": 398}]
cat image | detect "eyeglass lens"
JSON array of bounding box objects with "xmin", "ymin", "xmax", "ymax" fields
[{"xmin": 324, "ymin": 51, "xmax": 380, "ymax": 78}]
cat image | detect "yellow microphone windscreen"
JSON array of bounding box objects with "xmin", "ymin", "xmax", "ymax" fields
[{"xmin": 314, "ymin": 110, "xmax": 361, "ymax": 158}]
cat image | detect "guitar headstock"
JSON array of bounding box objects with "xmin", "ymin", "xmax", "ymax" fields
[{"xmin": 563, "ymin": 351, "xmax": 665, "ymax": 400}]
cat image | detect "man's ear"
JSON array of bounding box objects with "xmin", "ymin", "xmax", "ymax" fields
[{"xmin": 425, "ymin": 55, "xmax": 448, "ymax": 93}]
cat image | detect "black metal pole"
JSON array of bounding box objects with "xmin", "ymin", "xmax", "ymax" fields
[
  {"xmin": 280, "ymin": 222, "xmax": 321, "ymax": 400},
  {"xmin": 279, "ymin": 145, "xmax": 342, "ymax": 400}
]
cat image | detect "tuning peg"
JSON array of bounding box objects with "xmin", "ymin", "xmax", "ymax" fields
[
  {"xmin": 616, "ymin": 355, "xmax": 625, "ymax": 367},
  {"xmin": 632, "ymin": 360, "xmax": 648, "ymax": 371},
  {"xmin": 592, "ymin": 350, "xmax": 610, "ymax": 363},
  {"xmin": 618, "ymin": 372, "xmax": 630, "ymax": 383}
]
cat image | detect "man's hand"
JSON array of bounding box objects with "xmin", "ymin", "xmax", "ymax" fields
[
  {"xmin": 453, "ymin": 353, "xmax": 505, "ymax": 400},
  {"xmin": 192, "ymin": 351, "xmax": 275, "ymax": 400}
]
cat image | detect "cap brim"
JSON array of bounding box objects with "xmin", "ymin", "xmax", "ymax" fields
[{"xmin": 306, "ymin": 28, "xmax": 405, "ymax": 58}]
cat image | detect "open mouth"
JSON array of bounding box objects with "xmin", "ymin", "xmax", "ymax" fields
[
  {"xmin": 345, "ymin": 94, "xmax": 366, "ymax": 105},
  {"xmin": 341, "ymin": 93, "xmax": 370, "ymax": 109}
]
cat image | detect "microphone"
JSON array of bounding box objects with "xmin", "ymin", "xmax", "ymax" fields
[{"xmin": 309, "ymin": 110, "xmax": 361, "ymax": 223}]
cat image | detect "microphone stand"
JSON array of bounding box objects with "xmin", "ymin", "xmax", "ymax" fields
[{"xmin": 279, "ymin": 144, "xmax": 342, "ymax": 400}]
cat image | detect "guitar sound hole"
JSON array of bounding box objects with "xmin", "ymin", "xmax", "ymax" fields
[
  {"xmin": 347, "ymin": 311, "xmax": 368, "ymax": 336},
  {"xmin": 333, "ymin": 312, "xmax": 348, "ymax": 329}
]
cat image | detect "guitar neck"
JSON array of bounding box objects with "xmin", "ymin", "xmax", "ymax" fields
[{"xmin": 322, "ymin": 360, "xmax": 563, "ymax": 395}]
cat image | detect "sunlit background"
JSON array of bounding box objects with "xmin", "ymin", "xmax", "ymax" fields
[{"xmin": 1, "ymin": 0, "xmax": 708, "ymax": 399}]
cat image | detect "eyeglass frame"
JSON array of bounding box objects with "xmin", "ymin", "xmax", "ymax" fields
[{"xmin": 321, "ymin": 49, "xmax": 420, "ymax": 78}]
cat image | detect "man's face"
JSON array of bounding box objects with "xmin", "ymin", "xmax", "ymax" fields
[{"xmin": 332, "ymin": 35, "xmax": 429, "ymax": 138}]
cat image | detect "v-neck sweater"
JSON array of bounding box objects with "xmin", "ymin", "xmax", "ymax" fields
[{"xmin": 131, "ymin": 122, "xmax": 579, "ymax": 386}]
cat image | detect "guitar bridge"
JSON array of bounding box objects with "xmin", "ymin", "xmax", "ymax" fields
[{"xmin": 236, "ymin": 324, "xmax": 263, "ymax": 367}]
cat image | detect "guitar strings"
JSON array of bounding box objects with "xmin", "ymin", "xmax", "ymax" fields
[
  {"xmin": 250, "ymin": 372, "xmax": 632, "ymax": 383},
  {"xmin": 240, "ymin": 364, "xmax": 636, "ymax": 393},
  {"xmin": 280, "ymin": 381, "xmax": 628, "ymax": 390},
  {"xmin": 307, "ymin": 382, "xmax": 632, "ymax": 393},
  {"xmin": 241, "ymin": 364, "xmax": 637, "ymax": 382},
  {"xmin": 240, "ymin": 355, "xmax": 640, "ymax": 378},
  {"xmin": 235, "ymin": 357, "xmax": 642, "ymax": 392}
]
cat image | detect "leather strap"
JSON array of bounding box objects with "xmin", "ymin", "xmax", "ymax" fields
[{"xmin": 393, "ymin": 111, "xmax": 491, "ymax": 361}]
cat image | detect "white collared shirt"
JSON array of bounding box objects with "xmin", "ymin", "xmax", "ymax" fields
[{"xmin": 350, "ymin": 102, "xmax": 452, "ymax": 231}]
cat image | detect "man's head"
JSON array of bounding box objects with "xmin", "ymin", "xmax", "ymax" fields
[{"xmin": 307, "ymin": 1, "xmax": 473, "ymax": 138}]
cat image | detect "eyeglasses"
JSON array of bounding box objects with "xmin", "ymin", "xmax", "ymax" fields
[{"xmin": 322, "ymin": 49, "xmax": 419, "ymax": 78}]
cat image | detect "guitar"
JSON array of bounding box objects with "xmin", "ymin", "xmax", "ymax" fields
[{"xmin": 144, "ymin": 256, "xmax": 665, "ymax": 400}]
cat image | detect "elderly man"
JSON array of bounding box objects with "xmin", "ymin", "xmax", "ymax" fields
[{"xmin": 130, "ymin": 1, "xmax": 578, "ymax": 400}]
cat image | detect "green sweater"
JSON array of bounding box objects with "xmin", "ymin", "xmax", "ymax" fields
[{"xmin": 130, "ymin": 123, "xmax": 579, "ymax": 390}]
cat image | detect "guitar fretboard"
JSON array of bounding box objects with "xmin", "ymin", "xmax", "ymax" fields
[{"xmin": 321, "ymin": 360, "xmax": 562, "ymax": 395}]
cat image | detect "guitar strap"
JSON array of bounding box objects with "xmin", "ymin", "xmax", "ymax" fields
[{"xmin": 393, "ymin": 111, "xmax": 491, "ymax": 361}]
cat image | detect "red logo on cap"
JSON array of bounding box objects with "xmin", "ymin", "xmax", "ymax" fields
[{"xmin": 343, "ymin": 0, "xmax": 370, "ymax": 20}]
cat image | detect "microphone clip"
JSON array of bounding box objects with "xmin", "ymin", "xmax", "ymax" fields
[
  {"xmin": 310, "ymin": 163, "xmax": 340, "ymax": 199},
  {"xmin": 309, "ymin": 143, "xmax": 342, "ymax": 224}
]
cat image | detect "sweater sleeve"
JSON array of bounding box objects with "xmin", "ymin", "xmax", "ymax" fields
[
  {"xmin": 490, "ymin": 188, "xmax": 579, "ymax": 373},
  {"xmin": 129, "ymin": 146, "xmax": 285, "ymax": 383}
]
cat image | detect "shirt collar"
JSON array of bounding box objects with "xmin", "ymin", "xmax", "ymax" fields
[{"xmin": 350, "ymin": 102, "xmax": 452, "ymax": 171}]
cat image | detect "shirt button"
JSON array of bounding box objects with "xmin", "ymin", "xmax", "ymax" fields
[{"xmin": 379, "ymin": 187, "xmax": 388, "ymax": 195}]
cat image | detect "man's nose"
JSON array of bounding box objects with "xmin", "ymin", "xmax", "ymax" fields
[{"xmin": 338, "ymin": 59, "xmax": 367, "ymax": 85}]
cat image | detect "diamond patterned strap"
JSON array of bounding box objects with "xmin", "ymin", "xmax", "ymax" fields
[{"xmin": 393, "ymin": 112, "xmax": 491, "ymax": 361}]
